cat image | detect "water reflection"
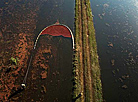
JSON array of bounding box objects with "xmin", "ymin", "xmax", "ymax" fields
[
  {"xmin": 91, "ymin": 0, "xmax": 138, "ymax": 101},
  {"xmin": 134, "ymin": 0, "xmax": 138, "ymax": 8}
]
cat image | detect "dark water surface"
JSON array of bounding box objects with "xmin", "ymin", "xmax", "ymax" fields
[
  {"xmin": 91, "ymin": 0, "xmax": 138, "ymax": 101},
  {"xmin": 36, "ymin": 0, "xmax": 74, "ymax": 34},
  {"xmin": 31, "ymin": 0, "xmax": 74, "ymax": 101},
  {"xmin": 32, "ymin": 35, "xmax": 73, "ymax": 102}
]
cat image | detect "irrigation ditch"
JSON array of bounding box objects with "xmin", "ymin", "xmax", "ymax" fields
[{"xmin": 72, "ymin": 0, "xmax": 103, "ymax": 101}]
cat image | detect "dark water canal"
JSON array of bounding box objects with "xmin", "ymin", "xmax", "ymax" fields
[{"xmin": 91, "ymin": 0, "xmax": 138, "ymax": 101}]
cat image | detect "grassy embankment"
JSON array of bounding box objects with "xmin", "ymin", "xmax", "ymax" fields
[{"xmin": 72, "ymin": 0, "xmax": 103, "ymax": 101}]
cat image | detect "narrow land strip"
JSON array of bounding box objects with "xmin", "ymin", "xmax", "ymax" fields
[{"xmin": 73, "ymin": 0, "xmax": 103, "ymax": 101}]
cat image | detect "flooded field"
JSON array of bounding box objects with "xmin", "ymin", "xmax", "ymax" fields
[
  {"xmin": 0, "ymin": 0, "xmax": 74, "ymax": 101},
  {"xmin": 1, "ymin": 0, "xmax": 138, "ymax": 101},
  {"xmin": 91, "ymin": 0, "xmax": 138, "ymax": 101}
]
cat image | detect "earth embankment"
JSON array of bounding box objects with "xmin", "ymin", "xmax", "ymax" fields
[{"xmin": 73, "ymin": 0, "xmax": 103, "ymax": 101}]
